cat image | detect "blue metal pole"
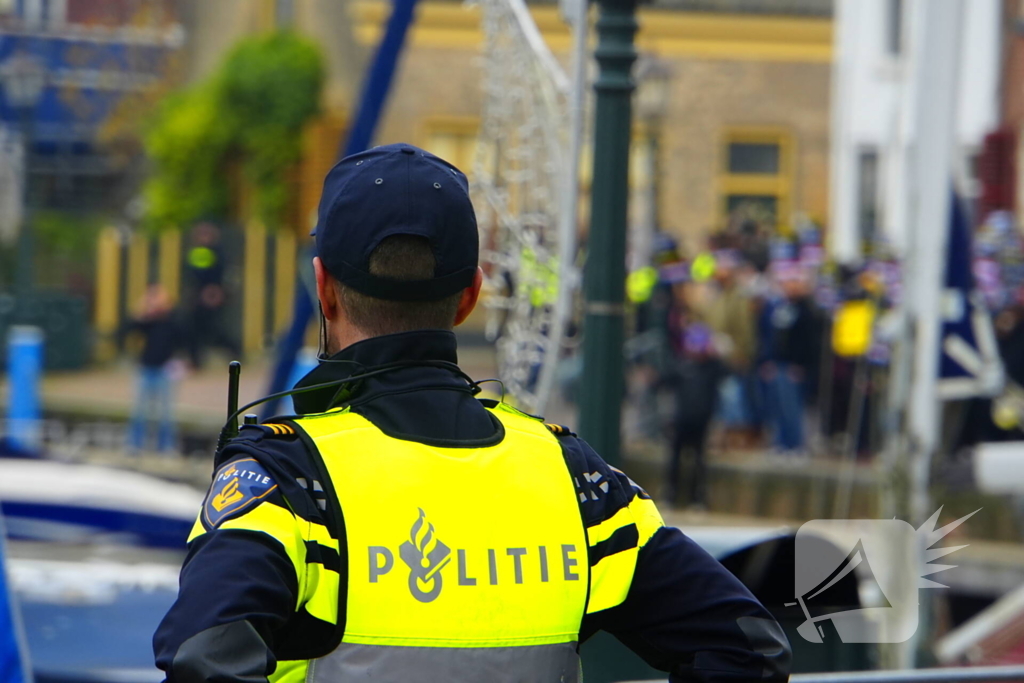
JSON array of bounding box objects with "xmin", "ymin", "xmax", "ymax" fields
[
  {"xmin": 261, "ymin": 0, "xmax": 419, "ymax": 418},
  {"xmin": 6, "ymin": 326, "xmax": 43, "ymax": 453}
]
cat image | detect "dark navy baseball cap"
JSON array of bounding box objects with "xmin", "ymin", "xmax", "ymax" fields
[{"xmin": 312, "ymin": 143, "xmax": 479, "ymax": 302}]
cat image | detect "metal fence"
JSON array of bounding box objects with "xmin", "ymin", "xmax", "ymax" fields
[{"xmin": 623, "ymin": 667, "xmax": 1024, "ymax": 683}]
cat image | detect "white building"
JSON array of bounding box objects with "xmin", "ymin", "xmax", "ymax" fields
[{"xmin": 829, "ymin": 0, "xmax": 1002, "ymax": 263}]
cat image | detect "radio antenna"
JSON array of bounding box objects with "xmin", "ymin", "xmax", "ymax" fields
[
  {"xmin": 215, "ymin": 360, "xmax": 242, "ymax": 459},
  {"xmin": 226, "ymin": 360, "xmax": 242, "ymax": 437}
]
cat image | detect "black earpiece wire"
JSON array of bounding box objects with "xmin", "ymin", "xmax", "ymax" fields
[
  {"xmin": 223, "ymin": 294, "xmax": 499, "ymax": 455},
  {"xmin": 471, "ymin": 377, "xmax": 506, "ymax": 402},
  {"xmin": 216, "ymin": 359, "xmax": 492, "ymax": 457}
]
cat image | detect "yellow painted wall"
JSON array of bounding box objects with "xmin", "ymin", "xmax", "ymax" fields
[
  {"xmin": 274, "ymin": 230, "xmax": 297, "ymax": 334},
  {"xmin": 93, "ymin": 227, "xmax": 122, "ymax": 362},
  {"xmin": 243, "ymin": 222, "xmax": 268, "ymax": 354},
  {"xmin": 351, "ymin": 1, "xmax": 831, "ymax": 62},
  {"xmin": 299, "ymin": 112, "xmax": 348, "ymax": 236},
  {"xmin": 126, "ymin": 232, "xmax": 149, "ymax": 316}
]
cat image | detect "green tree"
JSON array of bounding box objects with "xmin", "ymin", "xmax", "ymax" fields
[{"xmin": 143, "ymin": 31, "xmax": 324, "ymax": 230}]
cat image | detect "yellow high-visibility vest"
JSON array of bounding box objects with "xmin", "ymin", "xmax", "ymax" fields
[
  {"xmin": 187, "ymin": 402, "xmax": 664, "ymax": 682},
  {"xmin": 832, "ymin": 300, "xmax": 876, "ymax": 357},
  {"xmin": 290, "ymin": 404, "xmax": 591, "ymax": 682},
  {"xmin": 691, "ymin": 252, "xmax": 717, "ymax": 282},
  {"xmin": 627, "ymin": 266, "xmax": 659, "ymax": 304},
  {"xmin": 521, "ymin": 248, "xmax": 559, "ymax": 308},
  {"xmin": 187, "ymin": 245, "xmax": 217, "ymax": 270}
]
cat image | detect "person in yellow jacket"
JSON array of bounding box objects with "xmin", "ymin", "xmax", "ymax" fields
[{"xmin": 153, "ymin": 144, "xmax": 791, "ymax": 683}]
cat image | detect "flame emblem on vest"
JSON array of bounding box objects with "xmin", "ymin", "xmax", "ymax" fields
[{"xmin": 399, "ymin": 508, "xmax": 452, "ymax": 602}]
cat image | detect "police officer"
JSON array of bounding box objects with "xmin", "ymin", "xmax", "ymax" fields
[{"xmin": 154, "ymin": 143, "xmax": 791, "ymax": 682}]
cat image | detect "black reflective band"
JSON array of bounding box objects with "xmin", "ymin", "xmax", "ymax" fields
[
  {"xmin": 172, "ymin": 621, "xmax": 272, "ymax": 683},
  {"xmin": 305, "ymin": 540, "xmax": 342, "ymax": 573},
  {"xmin": 331, "ymin": 260, "xmax": 476, "ymax": 301},
  {"xmin": 588, "ymin": 524, "xmax": 639, "ymax": 566}
]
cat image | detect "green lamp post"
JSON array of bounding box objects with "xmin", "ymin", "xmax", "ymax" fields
[
  {"xmin": 577, "ymin": 0, "xmax": 639, "ymax": 468},
  {"xmin": 577, "ymin": 4, "xmax": 665, "ymax": 679}
]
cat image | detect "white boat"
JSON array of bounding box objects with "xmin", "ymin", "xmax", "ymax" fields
[{"xmin": 0, "ymin": 457, "xmax": 203, "ymax": 550}]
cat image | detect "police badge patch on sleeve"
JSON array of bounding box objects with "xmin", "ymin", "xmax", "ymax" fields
[{"xmin": 203, "ymin": 458, "xmax": 278, "ymax": 528}]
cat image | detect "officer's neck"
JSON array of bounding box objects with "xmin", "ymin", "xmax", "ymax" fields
[
  {"xmin": 325, "ymin": 321, "xmax": 370, "ymax": 357},
  {"xmin": 294, "ymin": 329, "xmax": 464, "ymax": 415}
]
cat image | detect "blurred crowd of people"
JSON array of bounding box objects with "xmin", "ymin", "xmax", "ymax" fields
[
  {"xmin": 633, "ymin": 225, "xmax": 827, "ymax": 509},
  {"xmin": 629, "ymin": 212, "xmax": 1024, "ymax": 510}
]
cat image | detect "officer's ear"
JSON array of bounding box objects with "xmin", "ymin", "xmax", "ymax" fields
[
  {"xmin": 454, "ymin": 267, "xmax": 484, "ymax": 327},
  {"xmin": 313, "ymin": 257, "xmax": 341, "ymax": 321}
]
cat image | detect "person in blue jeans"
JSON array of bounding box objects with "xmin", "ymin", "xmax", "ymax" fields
[
  {"xmin": 124, "ymin": 284, "xmax": 183, "ymax": 454},
  {"xmin": 762, "ymin": 359, "xmax": 805, "ymax": 450},
  {"xmin": 757, "ymin": 264, "xmax": 822, "ymax": 454}
]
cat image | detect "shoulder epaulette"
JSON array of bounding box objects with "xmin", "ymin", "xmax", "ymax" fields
[
  {"xmin": 240, "ymin": 422, "xmax": 297, "ymax": 438},
  {"xmin": 544, "ymin": 423, "xmax": 576, "ymax": 437}
]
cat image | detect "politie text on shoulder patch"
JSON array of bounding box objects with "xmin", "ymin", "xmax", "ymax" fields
[{"xmin": 203, "ymin": 458, "xmax": 278, "ymax": 528}]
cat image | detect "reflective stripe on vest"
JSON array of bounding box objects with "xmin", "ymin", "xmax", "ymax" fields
[
  {"xmin": 308, "ymin": 642, "xmax": 580, "ymax": 683},
  {"xmin": 292, "ymin": 403, "xmax": 588, "ymax": 682}
]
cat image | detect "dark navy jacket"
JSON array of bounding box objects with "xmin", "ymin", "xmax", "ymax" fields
[{"xmin": 154, "ymin": 330, "xmax": 791, "ymax": 682}]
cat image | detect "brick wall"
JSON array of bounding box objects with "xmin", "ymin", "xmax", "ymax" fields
[{"xmin": 374, "ymin": 43, "xmax": 830, "ymax": 250}]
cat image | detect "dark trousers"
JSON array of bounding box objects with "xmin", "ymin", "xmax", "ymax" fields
[
  {"xmin": 666, "ymin": 419, "xmax": 710, "ymax": 508},
  {"xmin": 188, "ymin": 306, "xmax": 239, "ymax": 368}
]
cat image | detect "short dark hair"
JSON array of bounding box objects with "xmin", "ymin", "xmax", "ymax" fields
[{"xmin": 335, "ymin": 235, "xmax": 463, "ymax": 336}]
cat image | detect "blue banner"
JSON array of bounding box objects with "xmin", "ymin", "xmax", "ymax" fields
[
  {"xmin": 0, "ymin": 29, "xmax": 177, "ymax": 144},
  {"xmin": 0, "ymin": 509, "xmax": 30, "ymax": 683},
  {"xmin": 940, "ymin": 190, "xmax": 975, "ymax": 381}
]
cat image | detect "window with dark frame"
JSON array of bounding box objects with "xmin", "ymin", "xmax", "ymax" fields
[
  {"xmin": 857, "ymin": 148, "xmax": 880, "ymax": 248},
  {"xmin": 727, "ymin": 142, "xmax": 780, "ymax": 175},
  {"xmin": 720, "ymin": 131, "xmax": 791, "ymax": 232}
]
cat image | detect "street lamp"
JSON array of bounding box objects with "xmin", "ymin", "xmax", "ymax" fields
[
  {"xmin": 635, "ymin": 56, "xmax": 671, "ymax": 126},
  {"xmin": 577, "ymin": 0, "xmax": 639, "ymax": 469},
  {"xmin": 1, "ymin": 51, "xmax": 46, "ymax": 296},
  {"xmin": 633, "ymin": 56, "xmax": 672, "ymax": 272}
]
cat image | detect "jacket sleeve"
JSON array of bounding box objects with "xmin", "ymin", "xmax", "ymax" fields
[
  {"xmin": 560, "ymin": 433, "xmax": 792, "ymax": 682},
  {"xmin": 153, "ymin": 527, "xmax": 298, "ymax": 682},
  {"xmin": 154, "ymin": 429, "xmax": 321, "ymax": 683}
]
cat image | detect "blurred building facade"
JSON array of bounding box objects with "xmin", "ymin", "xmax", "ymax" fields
[
  {"xmin": 94, "ymin": 0, "xmax": 359, "ymax": 357},
  {"xmin": 0, "ymin": 0, "xmax": 183, "ymax": 214},
  {"xmin": 828, "ymin": 0, "xmax": 1003, "ymax": 264},
  {"xmin": 365, "ymin": 0, "xmax": 833, "ymax": 251},
  {"xmin": 1, "ymin": 0, "xmax": 835, "ymax": 358},
  {"xmin": 0, "ymin": 0, "xmax": 185, "ymax": 366},
  {"xmin": 82, "ymin": 0, "xmax": 837, "ymax": 358}
]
